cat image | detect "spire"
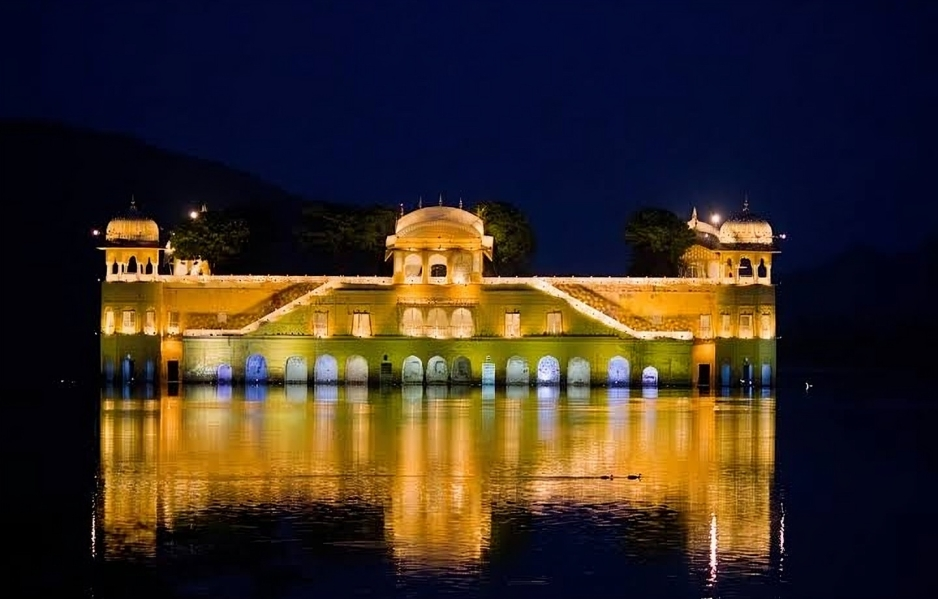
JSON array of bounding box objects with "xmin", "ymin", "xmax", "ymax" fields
[
  {"xmin": 200, "ymin": 203, "xmax": 208, "ymax": 213},
  {"xmin": 458, "ymin": 197, "xmax": 463, "ymax": 210},
  {"xmin": 399, "ymin": 202, "xmax": 404, "ymax": 217},
  {"xmin": 743, "ymin": 194, "xmax": 750, "ymax": 212},
  {"xmin": 129, "ymin": 195, "xmax": 137, "ymax": 212},
  {"xmin": 438, "ymin": 193, "xmax": 443, "ymax": 206},
  {"xmin": 418, "ymin": 196, "xmax": 423, "ymax": 209},
  {"xmin": 691, "ymin": 207, "xmax": 698, "ymax": 222}
]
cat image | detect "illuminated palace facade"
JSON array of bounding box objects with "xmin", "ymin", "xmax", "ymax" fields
[{"xmin": 99, "ymin": 199, "xmax": 779, "ymax": 388}]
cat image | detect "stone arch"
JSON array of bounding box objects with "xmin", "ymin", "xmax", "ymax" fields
[
  {"xmin": 426, "ymin": 355, "xmax": 448, "ymax": 384},
  {"xmin": 536, "ymin": 356, "xmax": 560, "ymax": 385},
  {"xmin": 428, "ymin": 253, "xmax": 448, "ymax": 281},
  {"xmin": 402, "ymin": 355, "xmax": 424, "ymax": 385},
  {"xmin": 285, "ymin": 356, "xmax": 308, "ymax": 383},
  {"xmin": 608, "ymin": 356, "xmax": 630, "ymax": 386},
  {"xmin": 402, "ymin": 307, "xmax": 423, "ymax": 336},
  {"xmin": 126, "ymin": 256, "xmax": 138, "ymax": 274},
  {"xmin": 314, "ymin": 354, "xmax": 338, "ymax": 383},
  {"xmin": 144, "ymin": 258, "xmax": 154, "ymax": 275},
  {"xmin": 451, "ymin": 307, "xmax": 474, "ymax": 338},
  {"xmin": 641, "ymin": 366, "xmax": 659, "ymax": 387},
  {"xmin": 111, "ymin": 262, "xmax": 119, "ymax": 275},
  {"xmin": 217, "ymin": 363, "xmax": 233, "ymax": 383},
  {"xmin": 426, "ymin": 307, "xmax": 448, "ymax": 338},
  {"xmin": 450, "ymin": 356, "xmax": 472, "ymax": 384},
  {"xmin": 567, "ymin": 357, "xmax": 590, "ymax": 386},
  {"xmin": 245, "ymin": 354, "xmax": 268, "ymax": 383},
  {"xmin": 404, "ymin": 253, "xmax": 422, "ymax": 282},
  {"xmin": 738, "ymin": 257, "xmax": 754, "ymax": 277},
  {"xmin": 757, "ymin": 258, "xmax": 768, "ymax": 279},
  {"xmin": 346, "ymin": 355, "xmax": 369, "ymax": 385},
  {"xmin": 506, "ymin": 355, "xmax": 529, "ymax": 386}
]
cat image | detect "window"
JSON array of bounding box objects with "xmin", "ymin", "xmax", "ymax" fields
[
  {"xmin": 401, "ymin": 307, "xmax": 423, "ymax": 336},
  {"xmin": 739, "ymin": 314, "xmax": 753, "ymax": 338},
  {"xmin": 427, "ymin": 307, "xmax": 448, "ymax": 338},
  {"xmin": 430, "ymin": 264, "xmax": 447, "ymax": 278},
  {"xmin": 760, "ymin": 313, "xmax": 772, "ymax": 338},
  {"xmin": 144, "ymin": 310, "xmax": 156, "ymax": 335},
  {"xmin": 167, "ymin": 311, "xmax": 180, "ymax": 335},
  {"xmin": 121, "ymin": 310, "xmax": 136, "ymax": 334},
  {"xmin": 351, "ymin": 312, "xmax": 371, "ymax": 338},
  {"xmin": 699, "ymin": 314, "xmax": 712, "ymax": 338},
  {"xmin": 104, "ymin": 309, "xmax": 115, "ymax": 335},
  {"xmin": 451, "ymin": 307, "xmax": 474, "ymax": 338},
  {"xmin": 217, "ymin": 312, "xmax": 227, "ymax": 324},
  {"xmin": 720, "ymin": 313, "xmax": 731, "ymax": 337},
  {"xmin": 504, "ymin": 312, "xmax": 521, "ymax": 338},
  {"xmin": 546, "ymin": 311, "xmax": 563, "ymax": 335},
  {"xmin": 313, "ymin": 311, "xmax": 329, "ymax": 337}
]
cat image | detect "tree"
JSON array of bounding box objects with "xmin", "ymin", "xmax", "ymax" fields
[
  {"xmin": 169, "ymin": 208, "xmax": 250, "ymax": 271},
  {"xmin": 472, "ymin": 201, "xmax": 536, "ymax": 275},
  {"xmin": 623, "ymin": 207, "xmax": 696, "ymax": 277},
  {"xmin": 295, "ymin": 202, "xmax": 397, "ymax": 274}
]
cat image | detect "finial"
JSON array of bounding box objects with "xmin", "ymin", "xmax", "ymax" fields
[
  {"xmin": 438, "ymin": 193, "xmax": 443, "ymax": 206},
  {"xmin": 458, "ymin": 197, "xmax": 463, "ymax": 210},
  {"xmin": 418, "ymin": 196, "xmax": 423, "ymax": 209},
  {"xmin": 200, "ymin": 203, "xmax": 208, "ymax": 213},
  {"xmin": 129, "ymin": 195, "xmax": 137, "ymax": 211},
  {"xmin": 399, "ymin": 202, "xmax": 404, "ymax": 217},
  {"xmin": 691, "ymin": 207, "xmax": 698, "ymax": 222},
  {"xmin": 743, "ymin": 194, "xmax": 750, "ymax": 212}
]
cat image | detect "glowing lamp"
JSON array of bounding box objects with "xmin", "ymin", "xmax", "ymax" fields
[
  {"xmin": 189, "ymin": 210, "xmax": 199, "ymax": 219},
  {"xmin": 91, "ymin": 229, "xmax": 100, "ymax": 236},
  {"xmin": 710, "ymin": 214, "xmax": 721, "ymax": 225}
]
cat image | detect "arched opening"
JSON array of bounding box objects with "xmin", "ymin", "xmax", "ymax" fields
[
  {"xmin": 641, "ymin": 366, "xmax": 659, "ymax": 387},
  {"xmin": 451, "ymin": 307, "xmax": 474, "ymax": 338},
  {"xmin": 720, "ymin": 361, "xmax": 732, "ymax": 387},
  {"xmin": 536, "ymin": 356, "xmax": 560, "ymax": 385},
  {"xmin": 738, "ymin": 257, "xmax": 753, "ymax": 277},
  {"xmin": 403, "ymin": 253, "xmax": 422, "ymax": 282},
  {"xmin": 285, "ymin": 356, "xmax": 308, "ymax": 383},
  {"xmin": 426, "ymin": 355, "xmax": 448, "ymax": 384},
  {"xmin": 506, "ymin": 356, "xmax": 529, "ymax": 386},
  {"xmin": 217, "ymin": 363, "xmax": 233, "ymax": 384},
  {"xmin": 402, "ymin": 355, "xmax": 424, "ymax": 385},
  {"xmin": 111, "ymin": 262, "xmax": 119, "ymax": 275},
  {"xmin": 245, "ymin": 354, "xmax": 268, "ymax": 383},
  {"xmin": 742, "ymin": 361, "xmax": 754, "ymax": 386},
  {"xmin": 314, "ymin": 354, "xmax": 338, "ymax": 383},
  {"xmin": 144, "ymin": 258, "xmax": 154, "ymax": 275},
  {"xmin": 725, "ymin": 258, "xmax": 734, "ymax": 278},
  {"xmin": 757, "ymin": 258, "xmax": 767, "ymax": 279},
  {"xmin": 428, "ymin": 254, "xmax": 447, "ymax": 283},
  {"xmin": 427, "ymin": 307, "xmax": 448, "ymax": 338},
  {"xmin": 402, "ymin": 307, "xmax": 423, "ymax": 336},
  {"xmin": 121, "ymin": 354, "xmax": 135, "ymax": 383},
  {"xmin": 451, "ymin": 251, "xmax": 472, "ymax": 284},
  {"xmin": 430, "ymin": 263, "xmax": 447, "ymax": 278},
  {"xmin": 126, "ymin": 256, "xmax": 138, "ymax": 274},
  {"xmin": 144, "ymin": 359, "xmax": 156, "ymax": 383},
  {"xmin": 346, "ymin": 355, "xmax": 369, "ymax": 385},
  {"xmin": 567, "ymin": 357, "xmax": 590, "ymax": 386},
  {"xmin": 607, "ymin": 356, "xmax": 630, "ymax": 386},
  {"xmin": 451, "ymin": 356, "xmax": 472, "ymax": 384},
  {"xmin": 761, "ymin": 363, "xmax": 772, "ymax": 387}
]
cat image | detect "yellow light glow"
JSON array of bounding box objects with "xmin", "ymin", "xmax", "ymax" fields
[
  {"xmin": 189, "ymin": 210, "xmax": 199, "ymax": 219},
  {"xmin": 711, "ymin": 213, "xmax": 721, "ymax": 225}
]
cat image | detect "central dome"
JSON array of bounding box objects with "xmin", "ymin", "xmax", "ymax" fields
[
  {"xmin": 394, "ymin": 205, "xmax": 486, "ymax": 239},
  {"xmin": 105, "ymin": 199, "xmax": 160, "ymax": 246}
]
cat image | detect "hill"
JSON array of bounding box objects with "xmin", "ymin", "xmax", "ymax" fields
[{"xmin": 776, "ymin": 234, "xmax": 937, "ymax": 370}]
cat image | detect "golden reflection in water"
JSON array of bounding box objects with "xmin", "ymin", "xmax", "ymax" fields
[{"xmin": 99, "ymin": 386, "xmax": 776, "ymax": 578}]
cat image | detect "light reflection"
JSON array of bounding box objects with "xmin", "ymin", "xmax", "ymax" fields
[{"xmin": 98, "ymin": 386, "xmax": 777, "ymax": 583}]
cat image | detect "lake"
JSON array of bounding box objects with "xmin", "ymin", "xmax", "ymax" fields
[{"xmin": 24, "ymin": 380, "xmax": 936, "ymax": 598}]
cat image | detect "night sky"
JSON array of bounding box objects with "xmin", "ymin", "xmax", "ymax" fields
[{"xmin": 2, "ymin": 0, "xmax": 935, "ymax": 274}]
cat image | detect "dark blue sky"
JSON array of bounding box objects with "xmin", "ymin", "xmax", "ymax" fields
[{"xmin": 2, "ymin": 0, "xmax": 935, "ymax": 274}]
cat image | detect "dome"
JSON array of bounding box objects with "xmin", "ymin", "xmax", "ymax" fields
[
  {"xmin": 718, "ymin": 200, "xmax": 773, "ymax": 245},
  {"xmin": 385, "ymin": 203, "xmax": 494, "ymax": 258},
  {"xmin": 105, "ymin": 198, "xmax": 160, "ymax": 246}
]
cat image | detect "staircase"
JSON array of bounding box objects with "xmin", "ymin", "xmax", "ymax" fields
[
  {"xmin": 236, "ymin": 279, "xmax": 343, "ymax": 334},
  {"xmin": 536, "ymin": 281, "xmax": 693, "ymax": 340}
]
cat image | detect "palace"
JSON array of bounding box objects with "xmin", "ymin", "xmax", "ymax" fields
[{"xmin": 99, "ymin": 199, "xmax": 779, "ymax": 388}]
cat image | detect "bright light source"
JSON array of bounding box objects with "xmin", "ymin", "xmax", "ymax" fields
[
  {"xmin": 189, "ymin": 210, "xmax": 199, "ymax": 219},
  {"xmin": 779, "ymin": 233, "xmax": 787, "ymax": 240},
  {"xmin": 91, "ymin": 229, "xmax": 100, "ymax": 236},
  {"xmin": 711, "ymin": 214, "xmax": 721, "ymax": 225}
]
